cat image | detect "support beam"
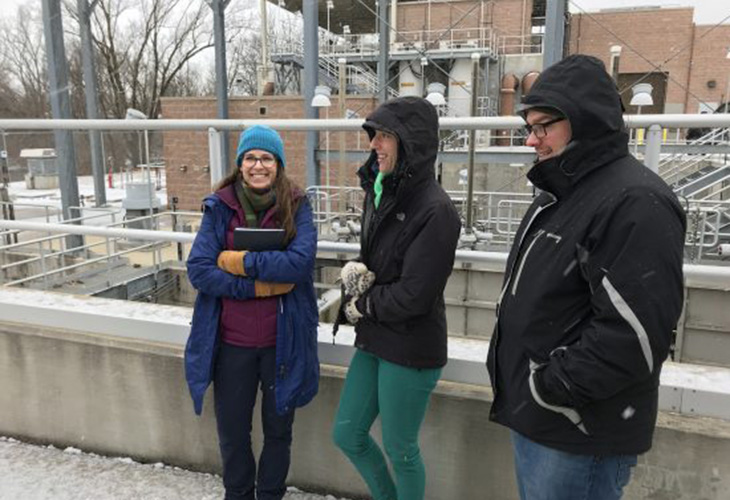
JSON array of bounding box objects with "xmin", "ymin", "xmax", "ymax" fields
[
  {"xmin": 303, "ymin": 0, "xmax": 319, "ymax": 187},
  {"xmin": 464, "ymin": 53, "xmax": 480, "ymax": 235},
  {"xmin": 377, "ymin": 0, "xmax": 391, "ymax": 102},
  {"xmin": 41, "ymin": 0, "xmax": 83, "ymax": 250},
  {"xmin": 77, "ymin": 0, "xmax": 106, "ymax": 207},
  {"xmin": 207, "ymin": 0, "xmax": 231, "ymax": 176},
  {"xmin": 543, "ymin": 0, "xmax": 566, "ymax": 69}
]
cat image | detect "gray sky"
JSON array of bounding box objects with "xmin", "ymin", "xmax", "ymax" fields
[{"xmin": 569, "ymin": 0, "xmax": 730, "ymax": 25}]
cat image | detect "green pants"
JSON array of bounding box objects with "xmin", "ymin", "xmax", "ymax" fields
[{"xmin": 332, "ymin": 349, "xmax": 442, "ymax": 500}]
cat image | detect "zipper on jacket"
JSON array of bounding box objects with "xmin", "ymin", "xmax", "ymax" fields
[
  {"xmin": 491, "ymin": 193, "xmax": 556, "ymax": 403},
  {"xmin": 511, "ymin": 229, "xmax": 545, "ymax": 296},
  {"xmin": 496, "ymin": 194, "xmax": 557, "ymax": 309}
]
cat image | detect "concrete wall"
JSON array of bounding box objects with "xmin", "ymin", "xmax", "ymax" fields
[
  {"xmin": 94, "ymin": 257, "xmax": 730, "ymax": 366},
  {"xmin": 1, "ymin": 321, "xmax": 729, "ymax": 499}
]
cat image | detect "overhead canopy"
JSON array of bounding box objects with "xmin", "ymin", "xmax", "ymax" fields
[{"xmin": 278, "ymin": 0, "xmax": 377, "ymax": 34}]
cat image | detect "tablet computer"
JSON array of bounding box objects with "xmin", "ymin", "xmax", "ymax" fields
[{"xmin": 233, "ymin": 227, "xmax": 287, "ymax": 251}]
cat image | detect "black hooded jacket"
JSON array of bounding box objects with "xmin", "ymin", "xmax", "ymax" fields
[
  {"xmin": 486, "ymin": 55, "xmax": 686, "ymax": 455},
  {"xmin": 352, "ymin": 96, "xmax": 461, "ymax": 368}
]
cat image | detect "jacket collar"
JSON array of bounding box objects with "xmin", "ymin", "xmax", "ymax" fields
[{"xmin": 527, "ymin": 132, "xmax": 629, "ymax": 199}]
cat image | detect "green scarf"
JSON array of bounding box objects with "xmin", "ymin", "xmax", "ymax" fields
[
  {"xmin": 235, "ymin": 179, "xmax": 276, "ymax": 228},
  {"xmin": 373, "ymin": 171, "xmax": 390, "ymax": 209}
]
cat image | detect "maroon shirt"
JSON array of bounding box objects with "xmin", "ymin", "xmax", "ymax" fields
[{"xmin": 217, "ymin": 184, "xmax": 278, "ymax": 348}]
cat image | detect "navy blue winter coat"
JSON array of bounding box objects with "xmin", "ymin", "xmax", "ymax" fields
[{"xmin": 185, "ymin": 193, "xmax": 319, "ymax": 416}]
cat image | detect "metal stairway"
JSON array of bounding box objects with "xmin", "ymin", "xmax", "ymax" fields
[
  {"xmin": 660, "ymin": 127, "xmax": 730, "ymax": 192},
  {"xmin": 271, "ymin": 38, "xmax": 398, "ymax": 98}
]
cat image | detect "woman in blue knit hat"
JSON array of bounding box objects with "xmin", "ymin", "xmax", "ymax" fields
[{"xmin": 185, "ymin": 125, "xmax": 319, "ymax": 500}]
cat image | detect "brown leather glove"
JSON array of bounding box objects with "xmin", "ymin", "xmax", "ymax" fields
[
  {"xmin": 254, "ymin": 281, "xmax": 295, "ymax": 297},
  {"xmin": 217, "ymin": 250, "xmax": 247, "ymax": 276}
]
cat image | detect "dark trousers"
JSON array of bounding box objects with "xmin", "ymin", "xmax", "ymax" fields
[{"xmin": 214, "ymin": 343, "xmax": 295, "ymax": 500}]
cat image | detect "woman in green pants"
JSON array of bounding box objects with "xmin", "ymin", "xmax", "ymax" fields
[{"xmin": 331, "ymin": 96, "xmax": 461, "ymax": 499}]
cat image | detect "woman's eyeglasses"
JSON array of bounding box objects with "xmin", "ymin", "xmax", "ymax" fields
[
  {"xmin": 524, "ymin": 117, "xmax": 566, "ymax": 139},
  {"xmin": 242, "ymin": 154, "xmax": 276, "ymax": 168}
]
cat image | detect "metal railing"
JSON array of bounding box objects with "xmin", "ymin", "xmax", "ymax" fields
[
  {"xmin": 3, "ymin": 114, "xmax": 730, "ymax": 256},
  {"xmin": 498, "ymin": 33, "xmax": 544, "ymax": 55},
  {"xmin": 0, "ymin": 211, "xmax": 199, "ymax": 290},
  {"xmin": 1, "ymin": 218, "xmax": 728, "ymax": 283},
  {"xmin": 660, "ymin": 127, "xmax": 730, "ymax": 186}
]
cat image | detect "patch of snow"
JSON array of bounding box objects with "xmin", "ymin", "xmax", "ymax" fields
[
  {"xmin": 0, "ymin": 288, "xmax": 192, "ymax": 326},
  {"xmin": 0, "ymin": 437, "xmax": 352, "ymax": 500}
]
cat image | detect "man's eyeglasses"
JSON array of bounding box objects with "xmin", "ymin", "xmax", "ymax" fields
[
  {"xmin": 242, "ymin": 154, "xmax": 276, "ymax": 168},
  {"xmin": 524, "ymin": 117, "xmax": 566, "ymax": 139}
]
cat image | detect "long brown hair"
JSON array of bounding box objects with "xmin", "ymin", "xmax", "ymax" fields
[{"xmin": 215, "ymin": 161, "xmax": 301, "ymax": 242}]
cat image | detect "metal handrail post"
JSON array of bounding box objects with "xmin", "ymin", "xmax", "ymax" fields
[
  {"xmin": 644, "ymin": 124, "xmax": 662, "ymax": 173},
  {"xmin": 208, "ymin": 127, "xmax": 225, "ymax": 187}
]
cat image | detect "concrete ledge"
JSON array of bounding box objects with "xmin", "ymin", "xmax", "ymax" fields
[
  {"xmin": 1, "ymin": 289, "xmax": 730, "ymax": 498},
  {"xmin": 1, "ymin": 288, "xmax": 728, "ymax": 421}
]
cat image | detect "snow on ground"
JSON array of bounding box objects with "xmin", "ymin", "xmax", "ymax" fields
[
  {"xmin": 8, "ymin": 173, "xmax": 168, "ymax": 228},
  {"xmin": 0, "ymin": 437, "xmax": 350, "ymax": 500},
  {"xmin": 9, "ymin": 172, "xmax": 165, "ymax": 208}
]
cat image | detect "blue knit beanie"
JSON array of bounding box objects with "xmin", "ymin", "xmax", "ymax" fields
[{"xmin": 236, "ymin": 125, "xmax": 286, "ymax": 169}]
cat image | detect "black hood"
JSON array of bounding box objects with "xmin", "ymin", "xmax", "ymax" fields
[
  {"xmin": 360, "ymin": 96, "xmax": 439, "ymax": 186},
  {"xmin": 521, "ymin": 55, "xmax": 630, "ymax": 195}
]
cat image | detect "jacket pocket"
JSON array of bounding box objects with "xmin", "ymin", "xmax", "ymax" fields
[{"xmin": 527, "ymin": 358, "xmax": 589, "ymax": 435}]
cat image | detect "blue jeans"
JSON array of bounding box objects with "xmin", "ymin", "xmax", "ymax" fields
[
  {"xmin": 214, "ymin": 343, "xmax": 295, "ymax": 500},
  {"xmin": 511, "ymin": 432, "xmax": 637, "ymax": 500}
]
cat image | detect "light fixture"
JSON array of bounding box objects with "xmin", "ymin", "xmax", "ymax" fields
[
  {"xmin": 420, "ymin": 57, "xmax": 428, "ymax": 67},
  {"xmin": 311, "ymin": 85, "xmax": 332, "ymax": 108},
  {"xmin": 425, "ymin": 82, "xmax": 446, "ymax": 107},
  {"xmin": 610, "ymin": 45, "xmax": 622, "ymax": 56},
  {"xmin": 343, "ymin": 25, "xmax": 350, "ymax": 35},
  {"xmin": 125, "ymin": 108, "xmax": 147, "ymax": 120},
  {"xmin": 630, "ymin": 83, "xmax": 654, "ymax": 107},
  {"xmin": 326, "ymin": 0, "xmax": 334, "ymax": 10}
]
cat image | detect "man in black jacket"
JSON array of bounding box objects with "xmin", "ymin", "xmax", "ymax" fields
[
  {"xmin": 331, "ymin": 96, "xmax": 461, "ymax": 500},
  {"xmin": 487, "ymin": 55, "xmax": 686, "ymax": 500}
]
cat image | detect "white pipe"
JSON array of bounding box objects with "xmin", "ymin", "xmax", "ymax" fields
[
  {"xmin": 1, "ymin": 220, "xmax": 729, "ymax": 284},
  {"xmin": 2, "ymin": 114, "xmax": 730, "ymax": 132}
]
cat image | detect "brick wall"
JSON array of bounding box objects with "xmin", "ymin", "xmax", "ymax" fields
[
  {"xmin": 569, "ymin": 8, "xmax": 695, "ymax": 111},
  {"xmin": 397, "ymin": 0, "xmax": 532, "ymax": 40},
  {"xmin": 161, "ymin": 96, "xmax": 378, "ymax": 211},
  {"xmin": 686, "ymin": 25, "xmax": 730, "ymax": 113}
]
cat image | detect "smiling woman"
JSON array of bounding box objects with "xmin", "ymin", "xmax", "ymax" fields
[{"xmin": 185, "ymin": 124, "xmax": 320, "ymax": 500}]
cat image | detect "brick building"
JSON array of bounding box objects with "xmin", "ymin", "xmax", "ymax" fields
[
  {"xmin": 569, "ymin": 7, "xmax": 730, "ymax": 115},
  {"xmin": 162, "ymin": 1, "xmax": 730, "ymax": 210},
  {"xmin": 161, "ymin": 96, "xmax": 377, "ymax": 210}
]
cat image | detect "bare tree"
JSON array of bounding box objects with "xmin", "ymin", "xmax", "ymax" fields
[
  {"xmin": 0, "ymin": 6, "xmax": 50, "ymax": 118},
  {"xmin": 88, "ymin": 0, "xmax": 214, "ymax": 119},
  {"xmin": 220, "ymin": 3, "xmax": 304, "ymax": 97}
]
